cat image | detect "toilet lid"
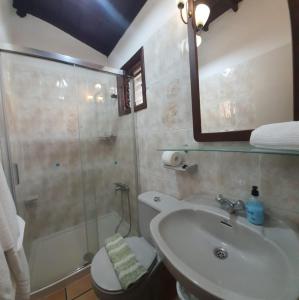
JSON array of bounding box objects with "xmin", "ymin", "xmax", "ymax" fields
[{"xmin": 91, "ymin": 237, "xmax": 157, "ymax": 292}]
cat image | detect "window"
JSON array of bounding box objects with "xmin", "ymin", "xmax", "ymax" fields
[{"xmin": 117, "ymin": 47, "xmax": 147, "ymax": 116}]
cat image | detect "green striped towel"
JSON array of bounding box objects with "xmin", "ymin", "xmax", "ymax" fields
[{"xmin": 105, "ymin": 234, "xmax": 147, "ymax": 290}]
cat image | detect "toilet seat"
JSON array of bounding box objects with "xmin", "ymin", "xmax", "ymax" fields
[{"xmin": 91, "ymin": 237, "xmax": 157, "ymax": 293}]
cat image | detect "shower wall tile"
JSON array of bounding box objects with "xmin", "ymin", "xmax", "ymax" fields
[
  {"xmin": 259, "ymin": 156, "xmax": 299, "ymax": 214},
  {"xmin": 1, "ymin": 55, "xmax": 85, "ymax": 247},
  {"xmin": 0, "ymin": 52, "xmax": 138, "ymax": 248},
  {"xmin": 75, "ymin": 68, "xmax": 138, "ymax": 236}
]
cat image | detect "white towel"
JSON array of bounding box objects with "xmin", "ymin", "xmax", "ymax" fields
[
  {"xmin": 0, "ymin": 245, "xmax": 14, "ymax": 300},
  {"xmin": 0, "ymin": 162, "xmax": 30, "ymax": 299},
  {"xmin": 250, "ymin": 121, "xmax": 299, "ymax": 150},
  {"xmin": 16, "ymin": 216, "xmax": 25, "ymax": 252},
  {"xmin": 6, "ymin": 248, "xmax": 30, "ymax": 300},
  {"xmin": 0, "ymin": 163, "xmax": 19, "ymax": 252}
]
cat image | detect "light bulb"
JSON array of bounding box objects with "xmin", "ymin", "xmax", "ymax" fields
[
  {"xmin": 86, "ymin": 95, "xmax": 93, "ymax": 102},
  {"xmin": 195, "ymin": 4, "xmax": 210, "ymax": 28},
  {"xmin": 177, "ymin": 0, "xmax": 185, "ymax": 9},
  {"xmin": 96, "ymin": 96, "xmax": 104, "ymax": 103},
  {"xmin": 196, "ymin": 35, "xmax": 202, "ymax": 47}
]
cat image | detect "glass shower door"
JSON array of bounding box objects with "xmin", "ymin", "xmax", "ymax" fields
[
  {"xmin": 75, "ymin": 66, "xmax": 120, "ymax": 247},
  {"xmin": 0, "ymin": 52, "xmax": 96, "ymax": 291},
  {"xmin": 76, "ymin": 66, "xmax": 138, "ymax": 247}
]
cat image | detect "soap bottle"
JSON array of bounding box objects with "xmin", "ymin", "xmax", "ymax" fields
[{"xmin": 246, "ymin": 186, "xmax": 264, "ymax": 225}]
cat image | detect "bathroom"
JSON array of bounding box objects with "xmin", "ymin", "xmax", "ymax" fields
[{"xmin": 0, "ymin": 0, "xmax": 298, "ymax": 299}]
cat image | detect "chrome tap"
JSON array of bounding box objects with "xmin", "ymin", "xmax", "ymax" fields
[
  {"xmin": 215, "ymin": 194, "xmax": 246, "ymax": 214},
  {"xmin": 114, "ymin": 182, "xmax": 129, "ymax": 192}
]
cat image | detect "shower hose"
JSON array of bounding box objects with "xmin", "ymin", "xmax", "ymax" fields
[{"xmin": 114, "ymin": 188, "xmax": 132, "ymax": 238}]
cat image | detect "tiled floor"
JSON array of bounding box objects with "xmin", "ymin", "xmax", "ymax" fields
[{"xmin": 40, "ymin": 274, "xmax": 97, "ymax": 300}]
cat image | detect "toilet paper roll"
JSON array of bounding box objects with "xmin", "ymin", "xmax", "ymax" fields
[{"xmin": 162, "ymin": 151, "xmax": 185, "ymax": 167}]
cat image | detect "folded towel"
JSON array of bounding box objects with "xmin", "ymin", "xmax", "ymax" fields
[
  {"xmin": 105, "ymin": 234, "xmax": 147, "ymax": 290},
  {"xmin": 250, "ymin": 121, "xmax": 299, "ymax": 150}
]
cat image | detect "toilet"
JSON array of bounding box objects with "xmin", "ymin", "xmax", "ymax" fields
[{"xmin": 90, "ymin": 191, "xmax": 181, "ymax": 300}]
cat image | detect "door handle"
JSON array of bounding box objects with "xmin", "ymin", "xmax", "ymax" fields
[{"xmin": 13, "ymin": 163, "xmax": 20, "ymax": 185}]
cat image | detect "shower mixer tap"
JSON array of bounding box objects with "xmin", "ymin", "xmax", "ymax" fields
[{"xmin": 114, "ymin": 182, "xmax": 129, "ymax": 192}]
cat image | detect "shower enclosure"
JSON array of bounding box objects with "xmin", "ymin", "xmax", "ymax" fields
[{"xmin": 0, "ymin": 46, "xmax": 138, "ymax": 292}]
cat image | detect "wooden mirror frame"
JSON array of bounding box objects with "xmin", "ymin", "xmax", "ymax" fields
[{"xmin": 188, "ymin": 0, "xmax": 299, "ymax": 142}]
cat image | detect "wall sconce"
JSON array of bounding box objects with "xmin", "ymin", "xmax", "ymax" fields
[{"xmin": 177, "ymin": 0, "xmax": 210, "ymax": 37}]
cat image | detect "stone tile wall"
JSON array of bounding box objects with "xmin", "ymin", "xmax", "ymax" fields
[{"xmin": 135, "ymin": 13, "xmax": 299, "ymax": 230}]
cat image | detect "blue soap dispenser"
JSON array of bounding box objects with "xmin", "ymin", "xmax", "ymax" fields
[{"xmin": 246, "ymin": 186, "xmax": 264, "ymax": 225}]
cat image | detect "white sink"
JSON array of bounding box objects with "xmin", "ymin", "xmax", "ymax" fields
[{"xmin": 150, "ymin": 205, "xmax": 299, "ymax": 300}]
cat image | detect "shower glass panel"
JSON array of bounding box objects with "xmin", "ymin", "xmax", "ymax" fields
[
  {"xmin": 0, "ymin": 52, "xmax": 97, "ymax": 291},
  {"xmin": 75, "ymin": 66, "xmax": 138, "ymax": 246},
  {"xmin": 0, "ymin": 50, "xmax": 138, "ymax": 292},
  {"xmin": 75, "ymin": 66, "xmax": 120, "ymax": 259}
]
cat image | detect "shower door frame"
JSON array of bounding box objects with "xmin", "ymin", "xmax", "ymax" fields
[
  {"xmin": 0, "ymin": 43, "xmax": 124, "ymax": 75},
  {"xmin": 0, "ymin": 43, "xmax": 137, "ymax": 296},
  {"xmin": 0, "ymin": 43, "xmax": 126, "ymax": 200}
]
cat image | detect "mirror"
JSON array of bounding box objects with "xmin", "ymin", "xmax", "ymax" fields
[{"xmin": 188, "ymin": 0, "xmax": 298, "ymax": 141}]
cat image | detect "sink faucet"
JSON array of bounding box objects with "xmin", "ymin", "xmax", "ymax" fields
[{"xmin": 215, "ymin": 194, "xmax": 246, "ymax": 214}]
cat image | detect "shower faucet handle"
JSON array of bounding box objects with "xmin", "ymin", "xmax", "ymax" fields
[{"xmin": 114, "ymin": 182, "xmax": 129, "ymax": 192}]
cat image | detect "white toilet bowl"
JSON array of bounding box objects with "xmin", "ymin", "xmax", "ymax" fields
[
  {"xmin": 90, "ymin": 192, "xmax": 181, "ymax": 300},
  {"xmin": 91, "ymin": 237, "xmax": 157, "ymax": 300}
]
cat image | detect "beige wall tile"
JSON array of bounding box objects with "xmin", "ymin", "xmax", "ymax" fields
[{"xmin": 134, "ymin": 12, "xmax": 299, "ymax": 230}]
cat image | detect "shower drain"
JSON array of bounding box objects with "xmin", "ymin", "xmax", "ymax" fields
[{"xmin": 214, "ymin": 247, "xmax": 228, "ymax": 260}]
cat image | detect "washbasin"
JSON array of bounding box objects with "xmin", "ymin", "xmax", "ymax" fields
[{"xmin": 150, "ymin": 205, "xmax": 299, "ymax": 300}]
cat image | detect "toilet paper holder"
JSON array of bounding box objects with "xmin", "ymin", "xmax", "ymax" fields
[{"xmin": 163, "ymin": 163, "xmax": 198, "ymax": 173}]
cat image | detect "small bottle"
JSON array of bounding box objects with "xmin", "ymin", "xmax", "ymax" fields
[{"xmin": 246, "ymin": 186, "xmax": 265, "ymax": 225}]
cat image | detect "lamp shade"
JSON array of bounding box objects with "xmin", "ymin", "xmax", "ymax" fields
[
  {"xmin": 195, "ymin": 4, "xmax": 210, "ymax": 28},
  {"xmin": 176, "ymin": 0, "xmax": 186, "ymax": 7}
]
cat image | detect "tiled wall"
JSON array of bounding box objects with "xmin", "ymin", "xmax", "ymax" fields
[
  {"xmin": 135, "ymin": 12, "xmax": 299, "ymax": 229},
  {"xmin": 0, "ymin": 53, "xmax": 138, "ymax": 254}
]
